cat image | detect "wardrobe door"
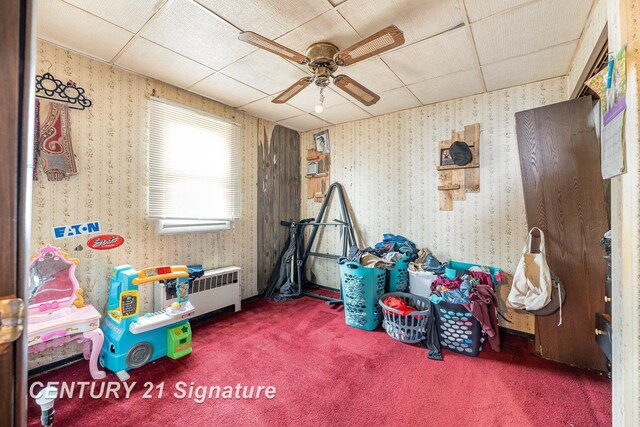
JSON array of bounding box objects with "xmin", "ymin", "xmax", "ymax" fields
[{"xmin": 515, "ymin": 96, "xmax": 608, "ymax": 371}]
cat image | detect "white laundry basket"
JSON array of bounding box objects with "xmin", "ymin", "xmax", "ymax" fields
[{"xmin": 408, "ymin": 270, "xmax": 436, "ymax": 298}]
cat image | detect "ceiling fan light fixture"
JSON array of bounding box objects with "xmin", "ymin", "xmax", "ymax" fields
[{"xmin": 315, "ymin": 88, "xmax": 325, "ymax": 114}]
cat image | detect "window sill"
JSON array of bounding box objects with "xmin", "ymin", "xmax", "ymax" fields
[{"xmin": 156, "ymin": 219, "xmax": 232, "ymax": 235}]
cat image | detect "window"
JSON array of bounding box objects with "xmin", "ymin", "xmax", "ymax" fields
[{"xmin": 148, "ymin": 97, "xmax": 241, "ymax": 234}]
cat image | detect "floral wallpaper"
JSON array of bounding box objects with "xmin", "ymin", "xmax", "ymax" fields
[
  {"xmin": 300, "ymin": 77, "xmax": 568, "ymax": 334},
  {"xmin": 30, "ymin": 41, "xmax": 264, "ymax": 368}
]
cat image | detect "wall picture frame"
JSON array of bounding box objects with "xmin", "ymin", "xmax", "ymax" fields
[
  {"xmin": 313, "ymin": 130, "xmax": 330, "ymax": 153},
  {"xmin": 440, "ymin": 147, "xmax": 454, "ymax": 166}
]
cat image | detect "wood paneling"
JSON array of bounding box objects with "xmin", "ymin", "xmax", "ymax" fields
[
  {"xmin": 515, "ymin": 96, "xmax": 608, "ymax": 371},
  {"xmin": 257, "ymin": 123, "xmax": 301, "ymax": 293}
]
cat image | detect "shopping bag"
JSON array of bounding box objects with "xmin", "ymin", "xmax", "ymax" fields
[{"xmin": 507, "ymin": 227, "xmax": 552, "ymax": 311}]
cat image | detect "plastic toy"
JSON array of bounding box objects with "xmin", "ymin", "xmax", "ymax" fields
[{"xmin": 100, "ymin": 265, "xmax": 194, "ymax": 380}]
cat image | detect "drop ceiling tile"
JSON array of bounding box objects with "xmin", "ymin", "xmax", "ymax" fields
[
  {"xmin": 63, "ymin": 0, "xmax": 164, "ymax": 32},
  {"xmin": 337, "ymin": 0, "xmax": 464, "ymax": 45},
  {"xmin": 140, "ymin": 0, "xmax": 255, "ymax": 70},
  {"xmin": 37, "ymin": 0, "xmax": 134, "ymax": 62},
  {"xmin": 194, "ymin": 0, "xmax": 331, "ymax": 39},
  {"xmin": 276, "ymin": 10, "xmax": 361, "ymax": 55},
  {"xmin": 471, "ymin": 0, "xmax": 592, "ymax": 65},
  {"xmin": 220, "ymin": 50, "xmax": 308, "ymax": 95},
  {"xmin": 408, "ymin": 69, "xmax": 484, "ymax": 105},
  {"xmin": 329, "ymin": 0, "xmax": 348, "ymax": 5},
  {"xmin": 189, "ymin": 73, "xmax": 266, "ymax": 107},
  {"xmin": 361, "ymin": 86, "xmax": 421, "ymax": 116},
  {"xmin": 482, "ymin": 42, "xmax": 577, "ymax": 91},
  {"xmin": 115, "ymin": 38, "xmax": 214, "ymax": 88},
  {"xmin": 286, "ymin": 87, "xmax": 349, "ymax": 113},
  {"xmin": 240, "ymin": 97, "xmax": 304, "ymax": 122},
  {"xmin": 312, "ymin": 101, "xmax": 371, "ymax": 124},
  {"xmin": 339, "ymin": 57, "xmax": 404, "ymax": 93},
  {"xmin": 463, "ymin": 0, "xmax": 532, "ymax": 22},
  {"xmin": 382, "ymin": 27, "xmax": 477, "ymax": 85},
  {"xmin": 278, "ymin": 114, "xmax": 329, "ymax": 132}
]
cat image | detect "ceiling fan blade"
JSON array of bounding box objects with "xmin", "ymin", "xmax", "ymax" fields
[
  {"xmin": 272, "ymin": 77, "xmax": 313, "ymax": 104},
  {"xmin": 238, "ymin": 31, "xmax": 309, "ymax": 64},
  {"xmin": 333, "ymin": 75, "xmax": 380, "ymax": 106},
  {"xmin": 335, "ymin": 25, "xmax": 405, "ymax": 66}
]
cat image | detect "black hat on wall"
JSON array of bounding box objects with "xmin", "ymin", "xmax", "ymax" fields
[{"xmin": 449, "ymin": 141, "xmax": 472, "ymax": 166}]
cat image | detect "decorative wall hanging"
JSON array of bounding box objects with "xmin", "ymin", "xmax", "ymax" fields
[
  {"xmin": 35, "ymin": 71, "xmax": 92, "ymax": 110},
  {"xmin": 436, "ymin": 123, "xmax": 480, "ymax": 211},
  {"xmin": 39, "ymin": 101, "xmax": 78, "ymax": 181}
]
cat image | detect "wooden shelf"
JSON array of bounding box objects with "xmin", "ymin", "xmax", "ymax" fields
[
  {"xmin": 437, "ymin": 184, "xmax": 461, "ymax": 191},
  {"xmin": 436, "ymin": 163, "xmax": 479, "ymax": 171}
]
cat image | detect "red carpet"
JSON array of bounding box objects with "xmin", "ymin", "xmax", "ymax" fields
[{"xmin": 28, "ymin": 296, "xmax": 611, "ymax": 426}]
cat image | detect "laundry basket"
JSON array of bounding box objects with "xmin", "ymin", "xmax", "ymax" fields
[
  {"xmin": 378, "ymin": 292, "xmax": 431, "ymax": 343},
  {"xmin": 434, "ymin": 300, "xmax": 484, "ymax": 356},
  {"xmin": 339, "ymin": 262, "xmax": 387, "ymax": 331},
  {"xmin": 388, "ymin": 256, "xmax": 410, "ymax": 292}
]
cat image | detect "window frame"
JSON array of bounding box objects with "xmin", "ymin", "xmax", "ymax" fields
[{"xmin": 148, "ymin": 97, "xmax": 241, "ymax": 234}]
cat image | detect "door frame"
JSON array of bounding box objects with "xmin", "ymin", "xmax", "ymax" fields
[{"xmin": 0, "ymin": 0, "xmax": 35, "ymax": 425}]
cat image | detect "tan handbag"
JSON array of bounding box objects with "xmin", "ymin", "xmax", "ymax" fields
[{"xmin": 507, "ymin": 227, "xmax": 552, "ymax": 311}]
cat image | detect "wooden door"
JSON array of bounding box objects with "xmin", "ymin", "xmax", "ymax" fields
[
  {"xmin": 257, "ymin": 123, "xmax": 301, "ymax": 293},
  {"xmin": 0, "ymin": 0, "xmax": 34, "ymax": 425},
  {"xmin": 515, "ymin": 96, "xmax": 608, "ymax": 370}
]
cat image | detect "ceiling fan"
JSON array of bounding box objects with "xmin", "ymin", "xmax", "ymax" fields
[{"xmin": 238, "ymin": 25, "xmax": 405, "ymax": 110}]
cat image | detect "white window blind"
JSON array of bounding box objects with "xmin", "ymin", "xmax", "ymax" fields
[{"xmin": 148, "ymin": 97, "xmax": 241, "ymax": 221}]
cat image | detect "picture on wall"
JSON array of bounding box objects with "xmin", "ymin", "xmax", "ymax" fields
[
  {"xmin": 440, "ymin": 147, "xmax": 454, "ymax": 166},
  {"xmin": 313, "ymin": 130, "xmax": 330, "ymax": 153}
]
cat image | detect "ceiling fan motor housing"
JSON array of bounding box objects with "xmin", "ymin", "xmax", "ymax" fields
[{"xmin": 307, "ymin": 42, "xmax": 339, "ymax": 72}]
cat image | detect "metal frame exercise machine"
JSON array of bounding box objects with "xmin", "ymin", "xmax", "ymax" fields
[{"xmin": 289, "ymin": 183, "xmax": 359, "ymax": 304}]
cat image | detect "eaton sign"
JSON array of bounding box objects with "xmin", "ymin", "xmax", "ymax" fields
[{"xmin": 52, "ymin": 221, "xmax": 101, "ymax": 239}]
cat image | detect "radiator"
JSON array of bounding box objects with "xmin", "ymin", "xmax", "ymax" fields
[{"xmin": 153, "ymin": 266, "xmax": 241, "ymax": 317}]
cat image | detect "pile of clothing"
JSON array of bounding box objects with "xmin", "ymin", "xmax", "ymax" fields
[
  {"xmin": 409, "ymin": 249, "xmax": 447, "ymax": 274},
  {"xmin": 428, "ymin": 265, "xmax": 502, "ymax": 352},
  {"xmin": 337, "ymin": 234, "xmax": 418, "ymax": 270},
  {"xmin": 382, "ymin": 295, "xmax": 418, "ymax": 315}
]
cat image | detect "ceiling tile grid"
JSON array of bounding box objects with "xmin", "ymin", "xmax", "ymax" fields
[
  {"xmin": 188, "ymin": 73, "xmax": 267, "ymax": 107},
  {"xmin": 38, "ymin": 0, "xmax": 135, "ymax": 62},
  {"xmin": 62, "ymin": 0, "xmax": 165, "ymax": 33},
  {"xmin": 140, "ymin": 0, "xmax": 257, "ymax": 71},
  {"xmin": 277, "ymin": 114, "xmax": 332, "ymax": 132},
  {"xmin": 239, "ymin": 96, "xmax": 305, "ymax": 122},
  {"xmin": 37, "ymin": 0, "xmax": 597, "ymax": 128},
  {"xmin": 382, "ymin": 27, "xmax": 478, "ymax": 85},
  {"xmin": 470, "ymin": 0, "xmax": 593, "ymax": 65},
  {"xmin": 115, "ymin": 38, "xmax": 214, "ymax": 89},
  {"xmin": 337, "ymin": 0, "xmax": 465, "ymax": 45},
  {"xmin": 311, "ymin": 101, "xmax": 372, "ymax": 125}
]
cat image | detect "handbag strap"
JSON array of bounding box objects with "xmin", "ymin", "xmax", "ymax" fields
[{"xmin": 526, "ymin": 227, "xmax": 546, "ymax": 255}]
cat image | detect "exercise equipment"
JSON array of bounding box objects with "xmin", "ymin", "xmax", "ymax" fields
[
  {"xmin": 100, "ymin": 265, "xmax": 194, "ymax": 380},
  {"xmin": 265, "ymin": 182, "xmax": 358, "ymax": 305}
]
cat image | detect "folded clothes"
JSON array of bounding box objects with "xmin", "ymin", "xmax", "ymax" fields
[{"xmin": 383, "ymin": 296, "xmax": 418, "ymax": 316}]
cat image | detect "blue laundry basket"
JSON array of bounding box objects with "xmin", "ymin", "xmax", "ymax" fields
[
  {"xmin": 388, "ymin": 256, "xmax": 410, "ymax": 292},
  {"xmin": 339, "ymin": 262, "xmax": 387, "ymax": 331}
]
